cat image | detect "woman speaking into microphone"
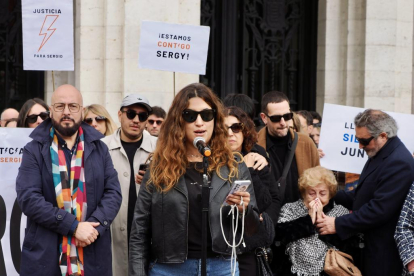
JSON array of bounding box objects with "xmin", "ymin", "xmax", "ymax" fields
[{"xmin": 129, "ymin": 83, "xmax": 260, "ymax": 276}]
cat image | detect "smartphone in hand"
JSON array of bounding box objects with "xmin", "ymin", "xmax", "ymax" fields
[
  {"xmin": 138, "ymin": 164, "xmax": 149, "ymax": 176},
  {"xmin": 223, "ymin": 180, "xmax": 251, "ymax": 206}
]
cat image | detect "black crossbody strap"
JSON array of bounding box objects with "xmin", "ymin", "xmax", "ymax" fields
[{"xmin": 282, "ymin": 131, "xmax": 298, "ymax": 179}]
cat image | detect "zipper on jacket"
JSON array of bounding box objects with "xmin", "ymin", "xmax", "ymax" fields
[{"xmin": 174, "ymin": 186, "xmax": 189, "ymax": 261}]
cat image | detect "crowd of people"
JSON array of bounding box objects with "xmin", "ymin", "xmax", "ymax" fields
[{"xmin": 2, "ymin": 82, "xmax": 414, "ymax": 276}]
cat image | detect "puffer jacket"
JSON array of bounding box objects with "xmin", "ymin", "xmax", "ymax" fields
[{"xmin": 129, "ymin": 161, "xmax": 260, "ymax": 276}]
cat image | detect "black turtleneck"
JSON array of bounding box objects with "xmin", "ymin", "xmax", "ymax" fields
[{"xmin": 266, "ymin": 130, "xmax": 299, "ymax": 205}]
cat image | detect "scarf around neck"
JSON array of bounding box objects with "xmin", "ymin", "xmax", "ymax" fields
[
  {"xmin": 50, "ymin": 126, "xmax": 87, "ymax": 276},
  {"xmin": 278, "ymin": 199, "xmax": 349, "ymax": 276}
]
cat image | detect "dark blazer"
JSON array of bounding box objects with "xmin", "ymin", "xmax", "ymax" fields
[
  {"xmin": 334, "ymin": 136, "xmax": 414, "ymax": 276},
  {"xmin": 16, "ymin": 119, "xmax": 122, "ymax": 276}
]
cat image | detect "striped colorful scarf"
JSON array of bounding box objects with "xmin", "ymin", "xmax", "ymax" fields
[{"xmin": 50, "ymin": 126, "xmax": 87, "ymax": 276}]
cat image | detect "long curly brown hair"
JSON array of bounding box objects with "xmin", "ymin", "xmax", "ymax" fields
[
  {"xmin": 224, "ymin": 106, "xmax": 258, "ymax": 153},
  {"xmin": 149, "ymin": 83, "xmax": 239, "ymax": 192}
]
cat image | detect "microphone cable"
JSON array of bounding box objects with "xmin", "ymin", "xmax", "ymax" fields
[{"xmin": 219, "ymin": 196, "xmax": 246, "ymax": 276}]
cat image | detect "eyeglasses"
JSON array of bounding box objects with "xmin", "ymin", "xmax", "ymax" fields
[
  {"xmin": 26, "ymin": 111, "xmax": 50, "ymax": 124},
  {"xmin": 182, "ymin": 109, "xmax": 216, "ymax": 123},
  {"xmin": 264, "ymin": 112, "xmax": 294, "ymax": 123},
  {"xmin": 121, "ymin": 109, "xmax": 149, "ymax": 122},
  {"xmin": 84, "ymin": 116, "xmax": 107, "ymax": 125},
  {"xmin": 148, "ymin": 119, "xmax": 163, "ymax": 126},
  {"xmin": 356, "ymin": 136, "xmax": 375, "ymax": 146},
  {"xmin": 227, "ymin": 123, "xmax": 244, "ymax": 134},
  {"xmin": 52, "ymin": 103, "xmax": 82, "ymax": 113}
]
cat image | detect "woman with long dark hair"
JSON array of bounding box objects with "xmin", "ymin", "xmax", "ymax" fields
[
  {"xmin": 129, "ymin": 83, "xmax": 260, "ymax": 276},
  {"xmin": 224, "ymin": 106, "xmax": 281, "ymax": 275},
  {"xmin": 17, "ymin": 98, "xmax": 49, "ymax": 128}
]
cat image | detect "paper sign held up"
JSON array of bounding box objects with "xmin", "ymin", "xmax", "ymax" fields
[
  {"xmin": 319, "ymin": 103, "xmax": 414, "ymax": 174},
  {"xmin": 21, "ymin": 0, "xmax": 74, "ymax": 71},
  {"xmin": 138, "ymin": 21, "xmax": 210, "ymax": 75}
]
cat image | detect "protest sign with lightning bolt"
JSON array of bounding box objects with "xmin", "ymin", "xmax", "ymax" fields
[{"xmin": 38, "ymin": 15, "xmax": 59, "ymax": 52}]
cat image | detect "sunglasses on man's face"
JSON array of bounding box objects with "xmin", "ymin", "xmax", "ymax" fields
[
  {"xmin": 264, "ymin": 112, "xmax": 294, "ymax": 123},
  {"xmin": 121, "ymin": 110, "xmax": 149, "ymax": 122},
  {"xmin": 26, "ymin": 111, "xmax": 50, "ymax": 124},
  {"xmin": 356, "ymin": 136, "xmax": 375, "ymax": 146},
  {"xmin": 84, "ymin": 116, "xmax": 107, "ymax": 125},
  {"xmin": 148, "ymin": 119, "xmax": 163, "ymax": 126},
  {"xmin": 182, "ymin": 109, "xmax": 216, "ymax": 123},
  {"xmin": 227, "ymin": 123, "xmax": 244, "ymax": 134}
]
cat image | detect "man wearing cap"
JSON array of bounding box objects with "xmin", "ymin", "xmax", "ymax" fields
[{"xmin": 102, "ymin": 94, "xmax": 158, "ymax": 276}]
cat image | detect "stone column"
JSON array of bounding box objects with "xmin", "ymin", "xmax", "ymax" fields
[
  {"xmin": 316, "ymin": 0, "xmax": 350, "ymax": 111},
  {"xmin": 345, "ymin": 0, "xmax": 366, "ymax": 108},
  {"xmin": 364, "ymin": 0, "xmax": 413, "ymax": 112},
  {"xmin": 317, "ymin": 0, "xmax": 413, "ymax": 114}
]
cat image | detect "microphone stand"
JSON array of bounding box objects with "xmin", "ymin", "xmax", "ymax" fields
[{"xmin": 201, "ymin": 155, "xmax": 210, "ymax": 276}]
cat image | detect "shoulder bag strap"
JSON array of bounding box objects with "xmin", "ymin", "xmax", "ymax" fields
[
  {"xmin": 282, "ymin": 131, "xmax": 298, "ymax": 179},
  {"xmin": 278, "ymin": 132, "xmax": 299, "ymax": 203}
]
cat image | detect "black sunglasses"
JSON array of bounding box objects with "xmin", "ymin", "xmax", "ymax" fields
[
  {"xmin": 182, "ymin": 109, "xmax": 216, "ymax": 123},
  {"xmin": 356, "ymin": 136, "xmax": 375, "ymax": 146},
  {"xmin": 26, "ymin": 111, "xmax": 50, "ymax": 124},
  {"xmin": 264, "ymin": 112, "xmax": 294, "ymax": 123},
  {"xmin": 227, "ymin": 123, "xmax": 244, "ymax": 134},
  {"xmin": 148, "ymin": 119, "xmax": 163, "ymax": 126},
  {"xmin": 84, "ymin": 116, "xmax": 107, "ymax": 125},
  {"xmin": 121, "ymin": 110, "xmax": 149, "ymax": 122}
]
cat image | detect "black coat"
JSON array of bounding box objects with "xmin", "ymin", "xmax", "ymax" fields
[
  {"xmin": 334, "ymin": 136, "xmax": 414, "ymax": 276},
  {"xmin": 239, "ymin": 144, "xmax": 280, "ymax": 252},
  {"xmin": 246, "ymin": 144, "xmax": 281, "ymax": 224}
]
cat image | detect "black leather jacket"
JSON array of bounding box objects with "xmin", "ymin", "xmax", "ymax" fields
[{"xmin": 129, "ymin": 162, "xmax": 260, "ymax": 276}]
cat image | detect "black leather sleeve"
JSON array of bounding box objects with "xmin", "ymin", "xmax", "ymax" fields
[{"xmin": 129, "ymin": 172, "xmax": 153, "ymax": 276}]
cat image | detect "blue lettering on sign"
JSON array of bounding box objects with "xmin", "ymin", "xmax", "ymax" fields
[{"xmin": 343, "ymin": 134, "xmax": 359, "ymax": 143}]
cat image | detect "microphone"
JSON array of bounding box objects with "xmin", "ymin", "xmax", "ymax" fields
[{"xmin": 193, "ymin": 137, "xmax": 211, "ymax": 157}]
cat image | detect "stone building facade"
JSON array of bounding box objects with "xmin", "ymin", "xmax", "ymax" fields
[
  {"xmin": 317, "ymin": 0, "xmax": 413, "ymax": 114},
  {"xmin": 47, "ymin": 0, "xmax": 414, "ymax": 122}
]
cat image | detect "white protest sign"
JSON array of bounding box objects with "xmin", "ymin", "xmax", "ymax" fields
[
  {"xmin": 22, "ymin": 0, "xmax": 74, "ymax": 71},
  {"xmin": 138, "ymin": 21, "xmax": 210, "ymax": 75},
  {"xmin": 0, "ymin": 128, "xmax": 32, "ymax": 275},
  {"xmin": 319, "ymin": 103, "xmax": 414, "ymax": 174}
]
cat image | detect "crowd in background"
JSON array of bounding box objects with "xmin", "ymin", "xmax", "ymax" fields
[{"xmin": 3, "ymin": 83, "xmax": 414, "ymax": 276}]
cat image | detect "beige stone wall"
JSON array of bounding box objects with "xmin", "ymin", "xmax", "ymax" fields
[
  {"xmin": 317, "ymin": 0, "xmax": 414, "ymax": 114},
  {"xmin": 45, "ymin": 0, "xmax": 200, "ymax": 124}
]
